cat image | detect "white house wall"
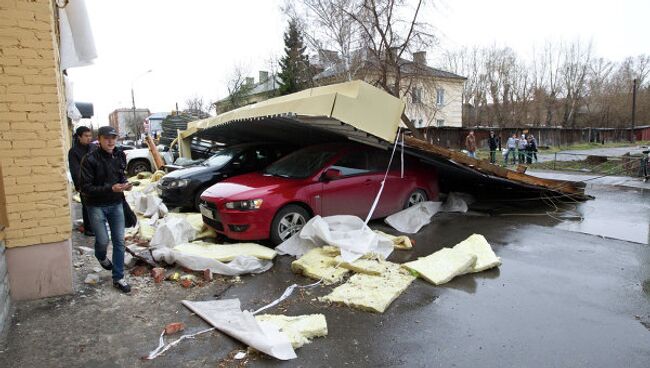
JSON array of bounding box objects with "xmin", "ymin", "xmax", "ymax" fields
[{"xmin": 404, "ymin": 79, "xmax": 464, "ymax": 128}]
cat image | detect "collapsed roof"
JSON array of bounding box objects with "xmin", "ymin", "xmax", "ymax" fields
[{"xmin": 178, "ymin": 81, "xmax": 587, "ymax": 201}]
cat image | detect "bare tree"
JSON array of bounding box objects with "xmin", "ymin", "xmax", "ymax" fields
[
  {"xmin": 560, "ymin": 40, "xmax": 592, "ymax": 127},
  {"xmin": 217, "ymin": 65, "xmax": 255, "ymax": 114},
  {"xmin": 288, "ymin": 0, "xmax": 362, "ymax": 81},
  {"xmin": 183, "ymin": 95, "xmax": 211, "ymax": 116}
]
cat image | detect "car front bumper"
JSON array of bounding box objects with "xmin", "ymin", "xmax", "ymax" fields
[
  {"xmin": 159, "ymin": 186, "xmax": 193, "ymax": 209},
  {"xmin": 200, "ymin": 201, "xmax": 272, "ymax": 241}
]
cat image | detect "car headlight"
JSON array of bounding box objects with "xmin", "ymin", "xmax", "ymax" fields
[
  {"xmin": 225, "ymin": 199, "xmax": 264, "ymax": 210},
  {"xmin": 169, "ymin": 179, "xmax": 190, "ymax": 188}
]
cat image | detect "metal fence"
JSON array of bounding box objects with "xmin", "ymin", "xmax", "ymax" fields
[{"xmin": 531, "ymin": 152, "xmax": 648, "ymax": 177}]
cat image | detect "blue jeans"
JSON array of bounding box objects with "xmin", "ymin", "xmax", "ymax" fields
[
  {"xmin": 88, "ymin": 203, "xmax": 125, "ymax": 281},
  {"xmin": 504, "ymin": 148, "xmax": 515, "ymax": 164},
  {"xmin": 467, "ymin": 151, "xmax": 476, "ymax": 158}
]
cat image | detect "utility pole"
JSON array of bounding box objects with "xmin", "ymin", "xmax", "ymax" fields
[
  {"xmin": 131, "ymin": 69, "xmax": 152, "ymax": 141},
  {"xmin": 631, "ymin": 78, "xmax": 637, "ymax": 143}
]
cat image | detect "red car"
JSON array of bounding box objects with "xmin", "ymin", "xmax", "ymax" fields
[{"xmin": 200, "ymin": 143, "xmax": 438, "ymax": 244}]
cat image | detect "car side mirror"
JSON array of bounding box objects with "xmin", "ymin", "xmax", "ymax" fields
[{"xmin": 322, "ymin": 168, "xmax": 341, "ymax": 181}]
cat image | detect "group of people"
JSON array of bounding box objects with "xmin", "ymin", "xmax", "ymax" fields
[
  {"xmin": 504, "ymin": 133, "xmax": 538, "ymax": 164},
  {"xmin": 68, "ymin": 126, "xmax": 133, "ymax": 293},
  {"xmin": 464, "ymin": 130, "xmax": 538, "ymax": 165}
]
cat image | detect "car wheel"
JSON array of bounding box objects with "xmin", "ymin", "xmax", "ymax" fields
[
  {"xmin": 127, "ymin": 159, "xmax": 151, "ymax": 177},
  {"xmin": 270, "ymin": 205, "xmax": 310, "ymax": 245},
  {"xmin": 404, "ymin": 189, "xmax": 427, "ymax": 209}
]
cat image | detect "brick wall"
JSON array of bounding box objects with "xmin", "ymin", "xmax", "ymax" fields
[{"xmin": 0, "ymin": 0, "xmax": 72, "ymax": 248}]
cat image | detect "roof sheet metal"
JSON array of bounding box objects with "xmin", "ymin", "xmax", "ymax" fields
[{"xmin": 186, "ymin": 80, "xmax": 405, "ymax": 143}]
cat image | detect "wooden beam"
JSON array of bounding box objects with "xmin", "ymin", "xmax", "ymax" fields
[
  {"xmin": 145, "ymin": 135, "xmax": 165, "ymax": 171},
  {"xmin": 401, "ymin": 113, "xmax": 425, "ymax": 140}
]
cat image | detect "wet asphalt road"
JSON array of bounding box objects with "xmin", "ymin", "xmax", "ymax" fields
[{"xmin": 1, "ymin": 184, "xmax": 649, "ymax": 368}]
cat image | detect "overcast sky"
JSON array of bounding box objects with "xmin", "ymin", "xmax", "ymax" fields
[{"xmin": 67, "ymin": 0, "xmax": 650, "ymax": 127}]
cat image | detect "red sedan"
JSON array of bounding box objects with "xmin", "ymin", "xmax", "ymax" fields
[{"xmin": 200, "ymin": 143, "xmax": 438, "ymax": 244}]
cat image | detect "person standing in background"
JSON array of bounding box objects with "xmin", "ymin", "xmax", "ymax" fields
[
  {"xmin": 487, "ymin": 131, "xmax": 501, "ymax": 164},
  {"xmin": 68, "ymin": 126, "xmax": 96, "ymax": 236},
  {"xmin": 518, "ymin": 134, "xmax": 527, "ymax": 164},
  {"xmin": 505, "ymin": 133, "xmax": 517, "ymax": 165},
  {"xmin": 465, "ymin": 130, "xmax": 477, "ymax": 158}
]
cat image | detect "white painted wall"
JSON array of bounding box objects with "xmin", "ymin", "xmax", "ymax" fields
[{"xmin": 404, "ymin": 78, "xmax": 464, "ymax": 128}]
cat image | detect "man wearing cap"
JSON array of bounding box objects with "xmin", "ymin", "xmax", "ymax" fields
[
  {"xmin": 68, "ymin": 126, "xmax": 96, "ymax": 236},
  {"xmin": 79, "ymin": 126, "xmax": 133, "ymax": 293}
]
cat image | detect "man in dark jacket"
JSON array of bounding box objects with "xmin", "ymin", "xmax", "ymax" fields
[
  {"xmin": 487, "ymin": 131, "xmax": 501, "ymax": 164},
  {"xmin": 80, "ymin": 126, "xmax": 133, "ymax": 293},
  {"xmin": 68, "ymin": 126, "xmax": 95, "ymax": 236}
]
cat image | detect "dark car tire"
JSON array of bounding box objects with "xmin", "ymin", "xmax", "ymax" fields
[
  {"xmin": 404, "ymin": 189, "xmax": 428, "ymax": 209},
  {"xmin": 193, "ymin": 187, "xmax": 208, "ymax": 212},
  {"xmin": 127, "ymin": 159, "xmax": 151, "ymax": 177},
  {"xmin": 270, "ymin": 204, "xmax": 311, "ymax": 245}
]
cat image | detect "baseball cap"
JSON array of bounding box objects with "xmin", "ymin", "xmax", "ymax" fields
[{"xmin": 98, "ymin": 126, "xmax": 118, "ymax": 137}]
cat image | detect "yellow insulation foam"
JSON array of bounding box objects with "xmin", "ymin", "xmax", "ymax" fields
[
  {"xmin": 173, "ymin": 241, "xmax": 276, "ymax": 261},
  {"xmin": 319, "ymin": 260, "xmax": 415, "ymax": 313},
  {"xmin": 453, "ymin": 234, "xmax": 501, "ymax": 273},
  {"xmin": 402, "ymin": 247, "xmax": 476, "ymax": 285},
  {"xmin": 291, "ymin": 247, "xmax": 349, "ymax": 284},
  {"xmin": 255, "ymin": 314, "xmax": 328, "ymax": 349}
]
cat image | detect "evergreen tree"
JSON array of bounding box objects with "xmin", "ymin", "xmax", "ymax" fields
[{"xmin": 278, "ymin": 19, "xmax": 311, "ymax": 95}]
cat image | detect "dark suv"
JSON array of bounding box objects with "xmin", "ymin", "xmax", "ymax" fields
[{"xmin": 158, "ymin": 143, "xmax": 296, "ymax": 210}]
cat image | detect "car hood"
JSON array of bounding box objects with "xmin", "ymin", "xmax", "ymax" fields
[
  {"xmin": 163, "ymin": 165, "xmax": 215, "ymax": 180},
  {"xmin": 202, "ymin": 172, "xmax": 303, "ymax": 201}
]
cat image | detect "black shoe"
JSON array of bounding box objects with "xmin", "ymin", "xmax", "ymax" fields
[
  {"xmin": 83, "ymin": 230, "xmax": 95, "ymax": 237},
  {"xmin": 113, "ymin": 279, "xmax": 131, "ymax": 293},
  {"xmin": 98, "ymin": 258, "xmax": 113, "ymax": 270}
]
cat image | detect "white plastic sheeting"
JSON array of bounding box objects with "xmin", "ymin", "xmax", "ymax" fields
[
  {"xmin": 440, "ymin": 192, "xmax": 474, "ymax": 213},
  {"xmin": 135, "ymin": 192, "xmax": 168, "ymax": 219},
  {"xmin": 182, "ymin": 299, "xmax": 297, "ymax": 360},
  {"xmin": 384, "ymin": 202, "xmax": 442, "ymax": 234},
  {"xmin": 149, "ymin": 217, "xmax": 196, "ymax": 248},
  {"xmin": 57, "ymin": 0, "xmax": 97, "ymax": 70},
  {"xmin": 152, "ymin": 248, "xmax": 273, "ymax": 275},
  {"xmin": 276, "ymin": 215, "xmax": 393, "ymax": 263}
]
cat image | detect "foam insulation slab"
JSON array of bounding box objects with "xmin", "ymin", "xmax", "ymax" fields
[
  {"xmin": 374, "ymin": 230, "xmax": 413, "ymax": 250},
  {"xmin": 255, "ymin": 314, "xmax": 328, "ymax": 349},
  {"xmin": 335, "ymin": 256, "xmax": 386, "ymax": 276},
  {"xmin": 291, "ymin": 247, "xmax": 349, "ymax": 284},
  {"xmin": 402, "ymin": 248, "xmax": 477, "ymax": 285},
  {"xmin": 453, "ymin": 234, "xmax": 501, "ymax": 272},
  {"xmin": 319, "ymin": 260, "xmax": 415, "ymax": 313},
  {"xmin": 173, "ymin": 241, "xmax": 277, "ymax": 261},
  {"xmin": 138, "ymin": 217, "xmax": 155, "ymax": 241}
]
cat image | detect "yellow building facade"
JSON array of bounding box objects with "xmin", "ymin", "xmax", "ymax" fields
[{"xmin": 0, "ymin": 0, "xmax": 73, "ymax": 301}]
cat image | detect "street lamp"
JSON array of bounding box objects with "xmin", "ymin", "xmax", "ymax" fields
[{"xmin": 131, "ymin": 69, "xmax": 152, "ymax": 140}]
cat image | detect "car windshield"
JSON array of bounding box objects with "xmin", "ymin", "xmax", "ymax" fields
[
  {"xmin": 202, "ymin": 147, "xmax": 239, "ymax": 167},
  {"xmin": 263, "ymin": 148, "xmax": 337, "ymax": 179}
]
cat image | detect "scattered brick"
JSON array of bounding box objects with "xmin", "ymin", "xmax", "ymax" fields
[
  {"xmin": 151, "ymin": 268, "xmax": 165, "ymax": 283},
  {"xmin": 164, "ymin": 322, "xmax": 185, "ymax": 335}
]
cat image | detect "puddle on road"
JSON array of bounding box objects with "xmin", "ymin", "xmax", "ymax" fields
[{"xmin": 553, "ymin": 188, "xmax": 650, "ymax": 245}]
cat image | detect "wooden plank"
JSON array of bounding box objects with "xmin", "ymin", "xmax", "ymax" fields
[{"xmin": 145, "ymin": 135, "xmax": 165, "ymax": 170}]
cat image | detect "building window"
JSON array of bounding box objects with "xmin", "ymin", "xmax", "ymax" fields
[
  {"xmin": 411, "ymin": 87, "xmax": 422, "ymax": 103},
  {"xmin": 436, "ymin": 88, "xmax": 444, "ymax": 105},
  {"xmin": 436, "ymin": 119, "xmax": 444, "ymax": 127}
]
